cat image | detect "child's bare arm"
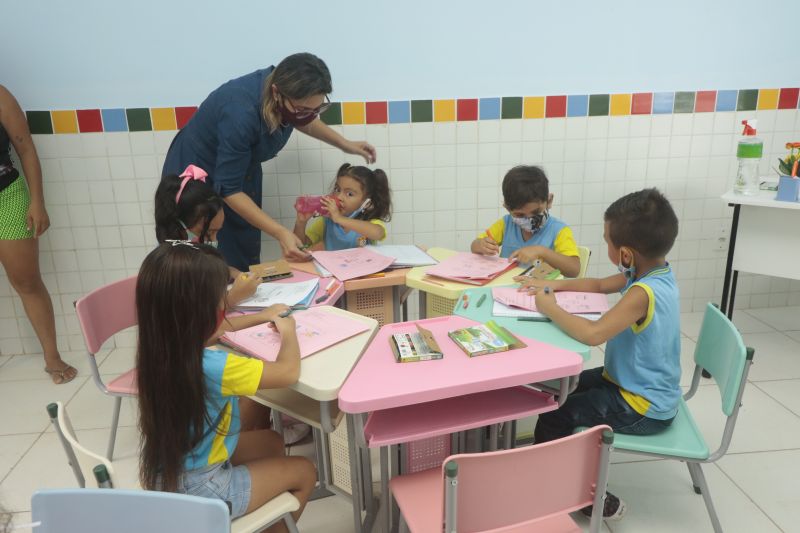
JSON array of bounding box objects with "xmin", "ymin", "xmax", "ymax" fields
[
  {"xmin": 535, "ymin": 284, "xmax": 650, "ymax": 346},
  {"xmin": 516, "ymin": 273, "xmax": 627, "ymax": 295},
  {"xmin": 258, "ymin": 316, "xmax": 301, "ymax": 388},
  {"xmin": 206, "ymin": 305, "xmax": 291, "ymax": 345},
  {"xmin": 293, "ymin": 213, "xmax": 313, "ymax": 246},
  {"xmin": 509, "ymin": 246, "xmax": 580, "ymax": 278}
]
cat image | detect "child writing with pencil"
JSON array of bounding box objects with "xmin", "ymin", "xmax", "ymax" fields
[
  {"xmin": 294, "ymin": 163, "xmax": 392, "ymax": 250},
  {"xmin": 518, "ymin": 188, "xmax": 681, "ymax": 520},
  {"xmin": 471, "ymin": 165, "xmax": 580, "ymax": 277},
  {"xmin": 136, "ymin": 242, "xmax": 316, "ymax": 529}
]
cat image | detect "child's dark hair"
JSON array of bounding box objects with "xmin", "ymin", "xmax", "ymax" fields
[
  {"xmin": 502, "ymin": 166, "xmax": 549, "ymax": 209},
  {"xmin": 604, "ymin": 188, "xmax": 679, "ymax": 258},
  {"xmin": 154, "ymin": 175, "xmax": 223, "ymax": 243},
  {"xmin": 136, "ymin": 243, "xmax": 229, "ymax": 492},
  {"xmin": 335, "ymin": 163, "xmax": 392, "ymax": 222}
]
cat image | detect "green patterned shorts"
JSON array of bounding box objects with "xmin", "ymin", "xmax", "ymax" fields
[{"xmin": 0, "ymin": 176, "xmax": 35, "ymax": 240}]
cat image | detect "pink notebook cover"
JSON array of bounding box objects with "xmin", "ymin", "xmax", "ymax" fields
[
  {"xmin": 425, "ymin": 253, "xmax": 516, "ymax": 285},
  {"xmin": 492, "ymin": 288, "xmax": 610, "ymax": 314},
  {"xmin": 311, "ymin": 248, "xmax": 396, "ymax": 281},
  {"xmin": 220, "ymin": 308, "xmax": 370, "ymax": 362}
]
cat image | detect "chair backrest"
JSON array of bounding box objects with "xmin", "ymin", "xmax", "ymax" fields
[
  {"xmin": 52, "ymin": 401, "xmax": 120, "ymax": 488},
  {"xmin": 31, "ymin": 488, "xmax": 231, "ymax": 533},
  {"xmin": 444, "ymin": 425, "xmax": 612, "ymax": 531},
  {"xmin": 75, "ymin": 275, "xmax": 138, "ymax": 354},
  {"xmin": 694, "ymin": 303, "xmax": 749, "ymax": 416},
  {"xmin": 577, "ymin": 246, "xmax": 591, "ymax": 278}
]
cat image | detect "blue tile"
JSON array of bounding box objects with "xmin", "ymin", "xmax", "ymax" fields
[
  {"xmin": 652, "ymin": 92, "xmax": 674, "ymax": 114},
  {"xmin": 567, "ymin": 95, "xmax": 588, "ymax": 117},
  {"xmin": 479, "ymin": 98, "xmax": 501, "ymax": 120},
  {"xmin": 388, "ymin": 101, "xmax": 410, "ymax": 123},
  {"xmin": 101, "ymin": 108, "xmax": 127, "ymax": 132},
  {"xmin": 716, "ymin": 90, "xmax": 738, "ymax": 112}
]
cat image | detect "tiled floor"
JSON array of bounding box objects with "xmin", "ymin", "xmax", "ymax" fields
[{"xmin": 1, "ymin": 306, "xmax": 799, "ymax": 532}]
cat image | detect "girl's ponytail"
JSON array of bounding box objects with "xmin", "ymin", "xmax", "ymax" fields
[
  {"xmin": 154, "ymin": 176, "xmax": 187, "ymax": 242},
  {"xmin": 368, "ymin": 168, "xmax": 392, "ymax": 222}
]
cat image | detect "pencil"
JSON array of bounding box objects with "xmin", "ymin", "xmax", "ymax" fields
[
  {"xmin": 517, "ymin": 316, "xmax": 551, "ymax": 322},
  {"xmin": 476, "ymin": 294, "xmax": 487, "ymax": 308}
]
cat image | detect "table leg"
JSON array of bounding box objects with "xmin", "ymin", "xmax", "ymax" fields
[
  {"xmin": 418, "ymin": 290, "xmax": 427, "ymax": 319},
  {"xmin": 391, "ymin": 445, "xmax": 400, "ymax": 533},
  {"xmin": 503, "ymin": 422, "xmax": 513, "ymax": 449},
  {"xmin": 392, "ymin": 286, "xmax": 403, "ymax": 324},
  {"xmin": 489, "ymin": 425, "xmax": 499, "ymax": 451},
  {"xmin": 309, "ymin": 427, "xmax": 335, "ymax": 500},
  {"xmin": 380, "ymin": 446, "xmax": 390, "ymax": 533},
  {"xmin": 720, "ymin": 203, "xmax": 741, "ymax": 316},
  {"xmin": 727, "ymin": 270, "xmax": 739, "ymax": 320},
  {"xmin": 346, "ymin": 414, "xmax": 366, "ymax": 533}
]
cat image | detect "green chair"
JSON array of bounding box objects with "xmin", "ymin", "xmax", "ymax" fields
[{"xmin": 605, "ymin": 303, "xmax": 755, "ymax": 532}]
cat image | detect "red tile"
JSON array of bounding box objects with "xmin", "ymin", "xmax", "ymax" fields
[
  {"xmin": 365, "ymin": 101, "xmax": 388, "ymax": 124},
  {"xmin": 778, "ymin": 88, "xmax": 800, "ymax": 109},
  {"xmin": 457, "ymin": 99, "xmax": 478, "ymax": 121},
  {"xmin": 545, "ymin": 95, "xmax": 567, "ymax": 118},
  {"xmin": 76, "ymin": 109, "xmax": 103, "ymax": 132},
  {"xmin": 175, "ymin": 106, "xmax": 198, "ymax": 129},
  {"xmin": 694, "ymin": 91, "xmax": 716, "ymax": 112},
  {"xmin": 631, "ymin": 93, "xmax": 653, "ymax": 115}
]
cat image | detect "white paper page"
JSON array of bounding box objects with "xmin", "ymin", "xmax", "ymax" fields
[
  {"xmin": 365, "ymin": 245, "xmax": 437, "ymax": 266},
  {"xmin": 313, "ymin": 260, "xmax": 333, "ymax": 278},
  {"xmin": 237, "ymin": 278, "xmax": 319, "ymax": 309},
  {"xmin": 491, "ymin": 301, "xmax": 602, "ymax": 321}
]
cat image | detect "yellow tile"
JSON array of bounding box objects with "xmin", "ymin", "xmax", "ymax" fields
[
  {"xmin": 433, "ymin": 99, "xmax": 456, "ymax": 122},
  {"xmin": 757, "ymin": 88, "xmax": 779, "ymax": 110},
  {"xmin": 610, "ymin": 94, "xmax": 632, "ymax": 116},
  {"xmin": 151, "ymin": 107, "xmax": 177, "ymax": 130},
  {"xmin": 523, "ymin": 97, "xmax": 545, "ymax": 119},
  {"xmin": 51, "ymin": 110, "xmax": 78, "ymax": 134},
  {"xmin": 342, "ymin": 102, "xmax": 365, "ymax": 124}
]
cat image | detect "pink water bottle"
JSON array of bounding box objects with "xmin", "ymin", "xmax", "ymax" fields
[{"xmin": 294, "ymin": 195, "xmax": 342, "ymax": 216}]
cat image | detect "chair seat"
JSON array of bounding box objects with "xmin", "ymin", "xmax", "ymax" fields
[
  {"xmin": 390, "ymin": 467, "xmax": 580, "ymax": 533},
  {"xmin": 610, "ymin": 400, "xmax": 710, "ymax": 460},
  {"xmin": 107, "ymin": 368, "xmax": 138, "ymax": 395},
  {"xmin": 231, "ymin": 492, "xmax": 300, "ymax": 533}
]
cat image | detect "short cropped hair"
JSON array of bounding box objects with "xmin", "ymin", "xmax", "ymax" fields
[
  {"xmin": 501, "ymin": 166, "xmax": 549, "ymax": 209},
  {"xmin": 604, "ymin": 188, "xmax": 678, "ymax": 258}
]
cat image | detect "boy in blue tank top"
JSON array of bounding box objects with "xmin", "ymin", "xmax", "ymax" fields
[
  {"xmin": 471, "ymin": 166, "xmax": 580, "ymax": 277},
  {"xmin": 519, "ymin": 188, "xmax": 681, "ymax": 521}
]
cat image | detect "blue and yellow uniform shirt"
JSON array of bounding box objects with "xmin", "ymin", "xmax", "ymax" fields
[
  {"xmin": 478, "ymin": 214, "xmax": 578, "ymax": 260},
  {"xmin": 603, "ymin": 264, "xmax": 682, "ymax": 420},
  {"xmin": 305, "ymin": 217, "xmax": 387, "ymax": 250},
  {"xmin": 184, "ymin": 348, "xmax": 264, "ymax": 470}
]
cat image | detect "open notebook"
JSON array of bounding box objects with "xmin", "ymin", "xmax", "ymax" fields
[
  {"xmin": 425, "ymin": 253, "xmax": 517, "ymax": 285},
  {"xmin": 220, "ymin": 308, "xmax": 370, "ymax": 361},
  {"xmin": 311, "ymin": 248, "xmax": 396, "ymax": 281},
  {"xmin": 491, "ymin": 288, "xmax": 609, "ymax": 320},
  {"xmin": 236, "ymin": 278, "xmax": 319, "ymax": 309}
]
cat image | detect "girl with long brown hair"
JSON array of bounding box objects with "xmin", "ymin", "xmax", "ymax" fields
[{"xmin": 136, "ymin": 242, "xmax": 315, "ymax": 530}]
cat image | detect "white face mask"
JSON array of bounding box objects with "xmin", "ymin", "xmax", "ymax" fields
[
  {"xmin": 617, "ymin": 251, "xmax": 635, "ymax": 279},
  {"xmin": 347, "ymin": 198, "xmax": 372, "ymax": 219},
  {"xmin": 182, "ymin": 223, "xmax": 218, "ymax": 248}
]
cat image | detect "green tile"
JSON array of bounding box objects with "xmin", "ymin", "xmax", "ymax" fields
[
  {"xmin": 501, "ymin": 97, "xmax": 523, "ymax": 119},
  {"xmin": 126, "ymin": 108, "xmax": 151, "ymax": 131},
  {"xmin": 588, "ymin": 94, "xmax": 610, "ymax": 116},
  {"xmin": 674, "ymin": 91, "xmax": 695, "ymax": 113},
  {"xmin": 26, "ymin": 111, "xmax": 53, "ymax": 134},
  {"xmin": 737, "ymin": 89, "xmax": 758, "ymax": 111},
  {"xmin": 411, "ymin": 100, "xmax": 433, "ymax": 122},
  {"xmin": 320, "ymin": 102, "xmax": 342, "ymax": 125}
]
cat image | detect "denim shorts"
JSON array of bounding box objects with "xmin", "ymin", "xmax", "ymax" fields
[{"xmin": 180, "ymin": 460, "xmax": 252, "ymax": 519}]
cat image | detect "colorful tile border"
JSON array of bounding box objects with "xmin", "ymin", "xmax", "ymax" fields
[{"xmin": 26, "ymin": 88, "xmax": 800, "ymax": 134}]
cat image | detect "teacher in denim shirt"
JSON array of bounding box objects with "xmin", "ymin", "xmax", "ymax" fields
[{"xmin": 162, "ymin": 53, "xmax": 375, "ymax": 271}]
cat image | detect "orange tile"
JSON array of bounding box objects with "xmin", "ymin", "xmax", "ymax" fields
[
  {"xmin": 51, "ymin": 110, "xmax": 78, "ymax": 134},
  {"xmin": 523, "ymin": 97, "xmax": 545, "ymax": 119},
  {"xmin": 342, "ymin": 102, "xmax": 365, "ymax": 124},
  {"xmin": 757, "ymin": 88, "xmax": 779, "ymax": 110},
  {"xmin": 433, "ymin": 99, "xmax": 456, "ymax": 122},
  {"xmin": 151, "ymin": 107, "xmax": 177, "ymax": 130},
  {"xmin": 610, "ymin": 94, "xmax": 632, "ymax": 116}
]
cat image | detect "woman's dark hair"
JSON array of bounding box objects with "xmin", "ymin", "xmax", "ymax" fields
[
  {"xmin": 502, "ymin": 165, "xmax": 549, "ymax": 210},
  {"xmin": 335, "ymin": 163, "xmax": 392, "ymax": 222},
  {"xmin": 604, "ymin": 188, "xmax": 679, "ymax": 258},
  {"xmin": 136, "ymin": 243, "xmax": 229, "ymax": 492},
  {"xmin": 154, "ymin": 175, "xmax": 223, "ymax": 243},
  {"xmin": 262, "ymin": 53, "xmax": 332, "ymax": 132}
]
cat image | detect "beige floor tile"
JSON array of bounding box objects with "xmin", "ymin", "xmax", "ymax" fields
[
  {"xmin": 0, "ymin": 352, "xmax": 90, "ymax": 382},
  {"xmin": 0, "ymin": 378, "xmax": 86, "ymax": 435},
  {"xmin": 741, "ymin": 331, "xmax": 800, "ymax": 381},
  {"xmin": 743, "ymin": 306, "xmax": 800, "ymax": 332},
  {"xmin": 0, "ymin": 434, "xmax": 40, "ymax": 481},
  {"xmin": 753, "ymin": 379, "xmax": 800, "ymax": 418},
  {"xmin": 58, "ymin": 374, "xmax": 138, "ymax": 431},
  {"xmin": 718, "ymin": 449, "xmax": 800, "ymax": 533}
]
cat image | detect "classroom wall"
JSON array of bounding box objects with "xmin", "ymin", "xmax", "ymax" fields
[{"xmin": 2, "ymin": 1, "xmax": 800, "ymax": 355}]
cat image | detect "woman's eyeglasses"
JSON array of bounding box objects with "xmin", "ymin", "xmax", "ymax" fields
[{"xmin": 280, "ymin": 93, "xmax": 331, "ymax": 119}]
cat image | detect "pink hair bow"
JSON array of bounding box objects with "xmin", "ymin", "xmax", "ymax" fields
[{"xmin": 175, "ymin": 164, "xmax": 208, "ymax": 203}]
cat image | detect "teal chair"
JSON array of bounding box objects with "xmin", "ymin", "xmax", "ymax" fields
[{"xmin": 603, "ymin": 303, "xmax": 755, "ymax": 533}]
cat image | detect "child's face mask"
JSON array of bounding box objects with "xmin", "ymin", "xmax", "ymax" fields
[
  {"xmin": 182, "ymin": 223, "xmax": 218, "ymax": 248},
  {"xmin": 617, "ymin": 250, "xmax": 636, "ymax": 279},
  {"xmin": 511, "ymin": 211, "xmax": 549, "ymax": 234}
]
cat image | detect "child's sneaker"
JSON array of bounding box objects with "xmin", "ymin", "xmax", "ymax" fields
[
  {"xmin": 580, "ymin": 491, "xmax": 626, "ymax": 521},
  {"xmin": 283, "ymin": 422, "xmax": 311, "ymax": 445}
]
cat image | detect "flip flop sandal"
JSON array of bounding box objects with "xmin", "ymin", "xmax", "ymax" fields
[{"xmin": 45, "ymin": 364, "xmax": 78, "ymax": 385}]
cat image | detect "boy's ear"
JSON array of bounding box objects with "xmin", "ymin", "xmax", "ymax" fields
[{"xmin": 547, "ymin": 193, "xmax": 554, "ymax": 209}]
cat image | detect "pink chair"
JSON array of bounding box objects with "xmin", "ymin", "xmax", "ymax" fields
[
  {"xmin": 389, "ymin": 424, "xmax": 613, "ymax": 533},
  {"xmin": 74, "ymin": 275, "xmax": 138, "ymax": 460}
]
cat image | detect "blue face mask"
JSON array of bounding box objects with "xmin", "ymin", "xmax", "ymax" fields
[
  {"xmin": 617, "ymin": 252, "xmax": 636, "ymax": 280},
  {"xmin": 346, "ymin": 199, "xmax": 371, "ymax": 219}
]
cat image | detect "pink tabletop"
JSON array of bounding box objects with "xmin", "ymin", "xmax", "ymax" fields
[{"xmin": 338, "ymin": 315, "xmax": 583, "ymax": 413}]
